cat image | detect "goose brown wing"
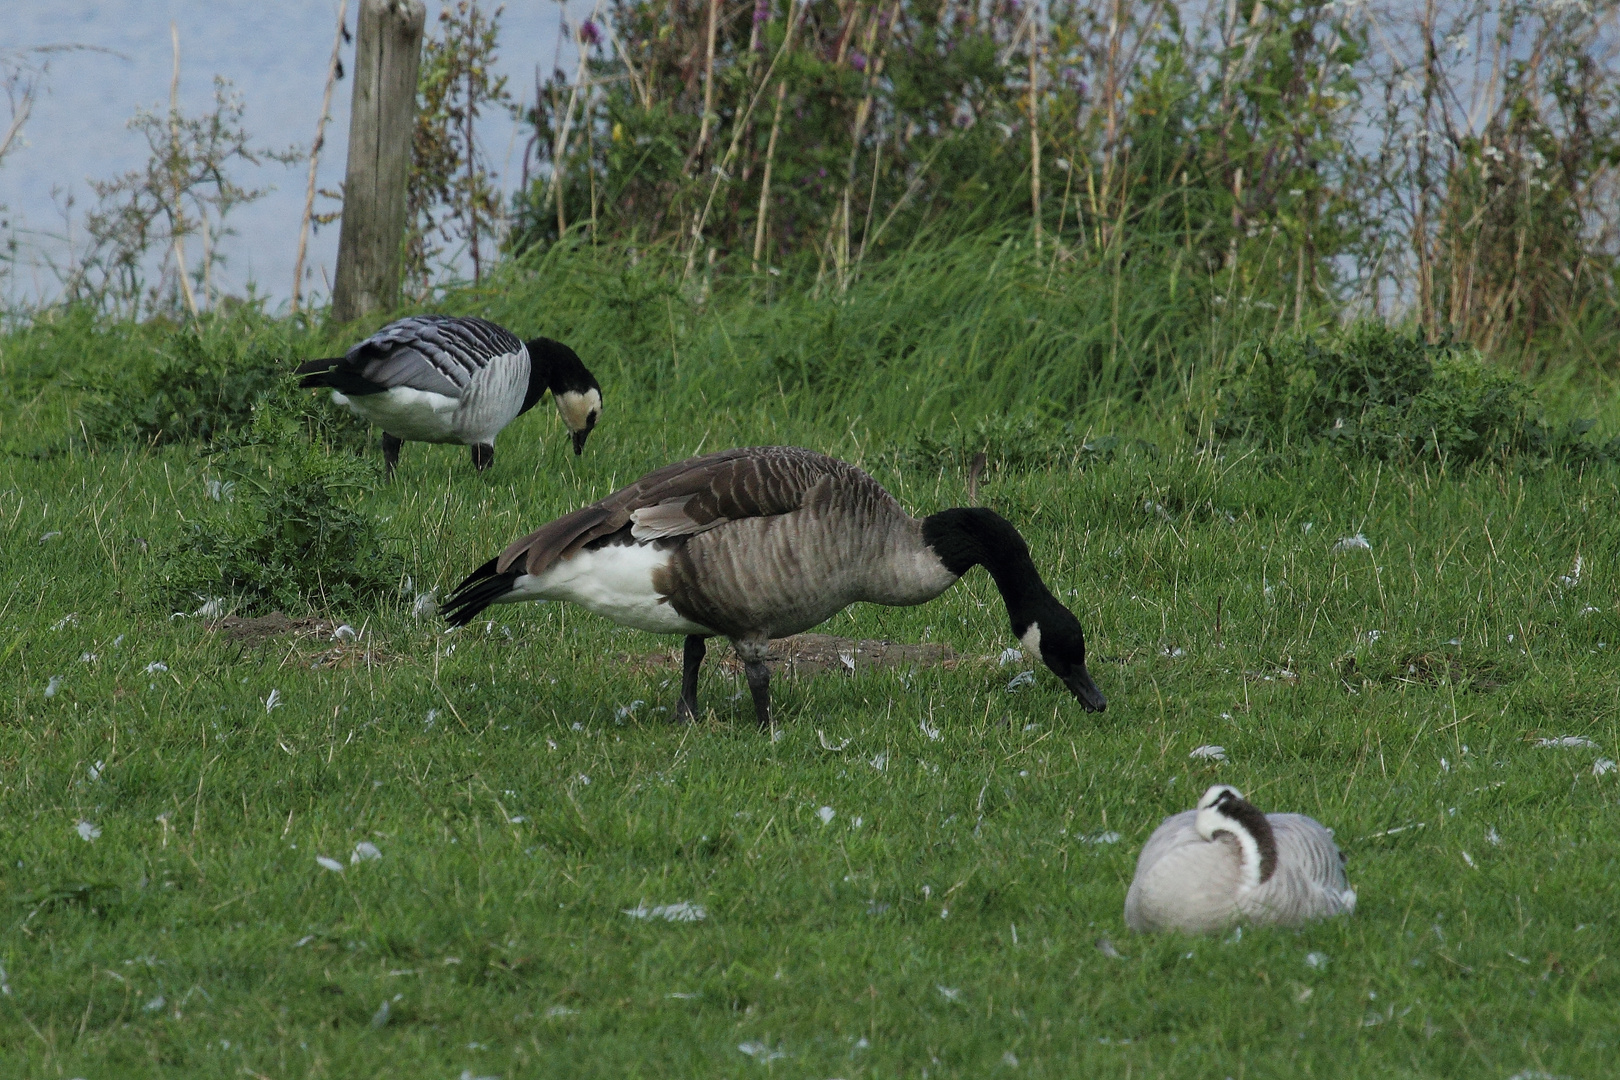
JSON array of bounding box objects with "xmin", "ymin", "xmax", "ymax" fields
[
  {"xmin": 496, "ymin": 446, "xmax": 865, "ymax": 576},
  {"xmin": 344, "ymin": 315, "xmax": 524, "ymax": 396}
]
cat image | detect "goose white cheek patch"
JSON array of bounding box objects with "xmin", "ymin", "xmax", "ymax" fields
[
  {"xmin": 556, "ymin": 389, "xmax": 601, "ymax": 433},
  {"xmin": 1019, "ymin": 623, "xmax": 1042, "ymax": 658}
]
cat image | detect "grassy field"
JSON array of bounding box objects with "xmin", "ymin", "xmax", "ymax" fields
[{"xmin": 3, "ymin": 250, "xmax": 1620, "ymax": 1077}]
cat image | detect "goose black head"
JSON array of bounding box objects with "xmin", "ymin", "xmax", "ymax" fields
[
  {"xmin": 524, "ymin": 337, "xmax": 602, "ymax": 454},
  {"xmin": 1015, "ymin": 596, "xmax": 1107, "ymax": 713},
  {"xmin": 921, "ymin": 507, "xmax": 1106, "ymax": 713}
]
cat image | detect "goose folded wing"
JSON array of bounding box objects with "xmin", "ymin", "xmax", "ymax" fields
[
  {"xmin": 1269, "ymin": 816, "xmax": 1352, "ymax": 888},
  {"xmin": 496, "ymin": 446, "xmax": 845, "ymax": 577},
  {"xmin": 345, "ymin": 317, "xmax": 523, "ymax": 396}
]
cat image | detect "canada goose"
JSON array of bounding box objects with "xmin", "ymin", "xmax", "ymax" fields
[
  {"xmin": 1123, "ymin": 785, "xmax": 1356, "ymax": 934},
  {"xmin": 295, "ymin": 315, "xmax": 601, "ymax": 475},
  {"xmin": 441, "ymin": 445, "xmax": 1107, "ymax": 727}
]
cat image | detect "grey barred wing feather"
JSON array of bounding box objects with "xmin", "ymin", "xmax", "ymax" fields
[
  {"xmin": 1269, "ymin": 815, "xmax": 1356, "ymax": 913},
  {"xmin": 347, "ymin": 315, "xmax": 524, "ymax": 397},
  {"xmin": 496, "ymin": 447, "xmax": 862, "ymax": 576},
  {"xmin": 1244, "ymin": 815, "xmax": 1356, "ymax": 922}
]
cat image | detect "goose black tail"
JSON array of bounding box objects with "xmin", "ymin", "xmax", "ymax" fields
[
  {"xmin": 295, "ymin": 357, "xmax": 384, "ymax": 395},
  {"xmin": 294, "ymin": 357, "xmax": 343, "ymax": 388},
  {"xmin": 442, "ymin": 556, "xmax": 522, "ymax": 628}
]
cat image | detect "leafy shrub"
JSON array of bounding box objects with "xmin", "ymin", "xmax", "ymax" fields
[
  {"xmin": 77, "ymin": 325, "xmax": 286, "ymax": 446},
  {"xmin": 75, "ymin": 321, "xmax": 370, "ymax": 450},
  {"xmin": 1212, "ymin": 322, "xmax": 1618, "ymax": 465},
  {"xmin": 150, "ymin": 401, "xmax": 401, "ymax": 615}
]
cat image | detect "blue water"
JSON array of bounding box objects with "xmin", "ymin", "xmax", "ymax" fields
[{"xmin": 4, "ymin": 0, "xmax": 589, "ymax": 311}]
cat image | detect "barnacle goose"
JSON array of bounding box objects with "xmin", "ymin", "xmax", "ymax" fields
[{"xmin": 295, "ymin": 315, "xmax": 601, "ymax": 475}]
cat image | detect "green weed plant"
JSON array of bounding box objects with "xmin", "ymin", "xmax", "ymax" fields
[
  {"xmin": 149, "ymin": 400, "xmax": 400, "ymax": 616},
  {"xmin": 1213, "ymin": 321, "xmax": 1620, "ymax": 465}
]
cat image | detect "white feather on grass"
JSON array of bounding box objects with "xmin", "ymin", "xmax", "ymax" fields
[{"xmin": 622, "ymin": 901, "xmax": 706, "ymax": 922}]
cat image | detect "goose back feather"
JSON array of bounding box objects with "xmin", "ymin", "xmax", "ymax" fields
[
  {"xmin": 342, "ymin": 315, "xmax": 524, "ymax": 398},
  {"xmin": 490, "ymin": 447, "xmax": 953, "ymax": 639}
]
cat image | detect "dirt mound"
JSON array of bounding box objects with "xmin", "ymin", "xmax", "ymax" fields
[
  {"xmin": 213, "ymin": 612, "xmax": 335, "ymax": 643},
  {"xmin": 210, "ymin": 612, "xmax": 389, "ymax": 670},
  {"xmin": 634, "ymin": 633, "xmax": 959, "ymax": 677}
]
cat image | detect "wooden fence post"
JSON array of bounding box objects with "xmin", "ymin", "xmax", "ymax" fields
[{"xmin": 332, "ymin": 0, "xmax": 425, "ymax": 323}]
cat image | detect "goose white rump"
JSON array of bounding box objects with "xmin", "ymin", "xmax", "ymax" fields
[
  {"xmin": 502, "ymin": 542, "xmax": 714, "ymax": 635},
  {"xmin": 331, "ymin": 388, "xmax": 464, "ymax": 443}
]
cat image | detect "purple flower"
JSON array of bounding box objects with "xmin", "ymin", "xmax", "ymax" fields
[
  {"xmin": 753, "ymin": 0, "xmax": 770, "ymax": 26},
  {"xmin": 850, "ymin": 50, "xmax": 868, "ymax": 72},
  {"xmin": 579, "ymin": 19, "xmax": 601, "ymax": 46}
]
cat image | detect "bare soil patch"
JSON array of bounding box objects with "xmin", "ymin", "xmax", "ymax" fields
[
  {"xmin": 210, "ymin": 613, "xmax": 392, "ymax": 670},
  {"xmin": 1337, "ymin": 650, "xmax": 1508, "ymax": 692},
  {"xmin": 213, "ymin": 613, "xmax": 335, "ymax": 644}
]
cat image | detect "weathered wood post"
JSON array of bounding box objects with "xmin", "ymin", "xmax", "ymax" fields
[{"xmin": 332, "ymin": 0, "xmax": 425, "ymax": 323}]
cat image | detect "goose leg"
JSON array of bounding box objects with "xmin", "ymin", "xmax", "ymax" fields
[
  {"xmin": 673, "ymin": 635, "xmax": 706, "ymax": 722},
  {"xmin": 470, "ymin": 444, "xmax": 495, "ymax": 472},
  {"xmin": 381, "ymin": 432, "xmax": 403, "ymax": 479},
  {"xmin": 743, "ymin": 660, "xmax": 772, "ymax": 730}
]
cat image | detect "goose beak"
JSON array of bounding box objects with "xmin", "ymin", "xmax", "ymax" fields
[
  {"xmin": 1061, "ymin": 667, "xmax": 1107, "ymax": 712},
  {"xmin": 571, "ymin": 429, "xmax": 590, "ymax": 455}
]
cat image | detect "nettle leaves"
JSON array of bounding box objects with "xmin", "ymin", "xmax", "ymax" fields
[
  {"xmin": 1211, "ymin": 322, "xmax": 1619, "ymax": 467},
  {"xmin": 150, "ymin": 400, "xmax": 401, "ymax": 617}
]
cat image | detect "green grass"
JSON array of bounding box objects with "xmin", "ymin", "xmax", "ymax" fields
[{"xmin": 3, "ymin": 246, "xmax": 1620, "ymax": 1077}]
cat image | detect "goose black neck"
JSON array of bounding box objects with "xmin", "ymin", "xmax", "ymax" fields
[
  {"xmin": 921, "ymin": 507, "xmax": 1052, "ymax": 631},
  {"xmin": 1220, "ymin": 795, "xmax": 1279, "ymax": 884},
  {"xmin": 521, "ymin": 337, "xmax": 595, "ymax": 414}
]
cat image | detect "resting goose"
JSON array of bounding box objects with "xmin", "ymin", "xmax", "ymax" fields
[
  {"xmin": 295, "ymin": 315, "xmax": 601, "ymax": 475},
  {"xmin": 441, "ymin": 445, "xmax": 1107, "ymax": 727},
  {"xmin": 1124, "ymin": 785, "xmax": 1356, "ymax": 934}
]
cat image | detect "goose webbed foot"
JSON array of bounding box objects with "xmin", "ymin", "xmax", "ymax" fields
[
  {"xmin": 382, "ymin": 432, "xmax": 403, "ymax": 479},
  {"xmin": 471, "ymin": 444, "xmax": 495, "ymax": 472},
  {"xmin": 673, "ymin": 634, "xmax": 706, "ymax": 722},
  {"xmin": 743, "ymin": 658, "xmax": 772, "ymax": 730}
]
